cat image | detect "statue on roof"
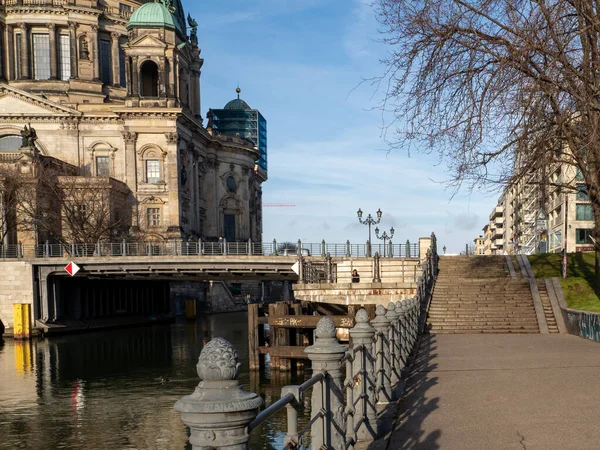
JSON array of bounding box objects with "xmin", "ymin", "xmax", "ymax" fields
[
  {"xmin": 20, "ymin": 124, "xmax": 37, "ymax": 149},
  {"xmin": 188, "ymin": 14, "xmax": 198, "ymax": 45}
]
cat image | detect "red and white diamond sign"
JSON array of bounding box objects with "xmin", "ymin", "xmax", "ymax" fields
[{"xmin": 65, "ymin": 261, "xmax": 80, "ymax": 276}]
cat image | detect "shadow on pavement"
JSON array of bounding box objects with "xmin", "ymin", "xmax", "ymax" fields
[{"xmin": 368, "ymin": 333, "xmax": 441, "ymax": 450}]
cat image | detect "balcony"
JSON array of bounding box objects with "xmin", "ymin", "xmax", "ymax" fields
[{"xmin": 489, "ymin": 206, "xmax": 504, "ymax": 221}]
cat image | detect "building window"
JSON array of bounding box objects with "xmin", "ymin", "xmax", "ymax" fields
[
  {"xmin": 119, "ymin": 47, "xmax": 126, "ymax": 87},
  {"xmin": 226, "ymin": 176, "xmax": 236, "ymax": 192},
  {"xmin": 576, "ymin": 228, "xmax": 593, "ymax": 245},
  {"xmin": 576, "ymin": 204, "xmax": 593, "ymax": 221},
  {"xmin": 14, "ymin": 34, "xmax": 22, "ymax": 79},
  {"xmin": 576, "ymin": 184, "xmax": 589, "ymax": 201},
  {"xmin": 96, "ymin": 156, "xmax": 110, "ymax": 176},
  {"xmin": 146, "ymin": 160, "xmax": 160, "ymax": 183},
  {"xmin": 32, "ymin": 34, "xmax": 51, "ymax": 80},
  {"xmin": 99, "ymin": 39, "xmax": 111, "ymax": 85},
  {"xmin": 59, "ymin": 34, "xmax": 71, "ymax": 80},
  {"xmin": 0, "ymin": 135, "xmax": 22, "ymax": 151},
  {"xmin": 119, "ymin": 3, "xmax": 131, "ymax": 12},
  {"xmin": 147, "ymin": 208, "xmax": 160, "ymax": 227},
  {"xmin": 576, "ymin": 168, "xmax": 585, "ymax": 181}
]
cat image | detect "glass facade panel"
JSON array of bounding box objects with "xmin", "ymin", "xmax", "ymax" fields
[
  {"xmin": 59, "ymin": 34, "xmax": 71, "ymax": 80},
  {"xmin": 99, "ymin": 39, "xmax": 111, "ymax": 85},
  {"xmin": 576, "ymin": 228, "xmax": 593, "ymax": 244},
  {"xmin": 576, "ymin": 204, "xmax": 593, "ymax": 221},
  {"xmin": 147, "ymin": 208, "xmax": 160, "ymax": 227},
  {"xmin": 576, "ymin": 184, "xmax": 589, "ymax": 201},
  {"xmin": 146, "ymin": 160, "xmax": 160, "ymax": 183},
  {"xmin": 96, "ymin": 156, "xmax": 110, "ymax": 176},
  {"xmin": 576, "ymin": 168, "xmax": 585, "ymax": 181},
  {"xmin": 33, "ymin": 34, "xmax": 51, "ymax": 80},
  {"xmin": 14, "ymin": 34, "xmax": 22, "ymax": 79}
]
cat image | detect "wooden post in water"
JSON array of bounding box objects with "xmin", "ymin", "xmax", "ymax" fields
[
  {"xmin": 248, "ymin": 303, "xmax": 260, "ymax": 371},
  {"xmin": 268, "ymin": 303, "xmax": 279, "ymax": 370},
  {"xmin": 291, "ymin": 303, "xmax": 304, "ymax": 372},
  {"xmin": 276, "ymin": 302, "xmax": 292, "ymax": 372}
]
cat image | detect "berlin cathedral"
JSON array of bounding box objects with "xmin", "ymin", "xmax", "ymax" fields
[{"xmin": 0, "ymin": 0, "xmax": 267, "ymax": 246}]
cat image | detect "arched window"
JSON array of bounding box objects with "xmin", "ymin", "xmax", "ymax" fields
[
  {"xmin": 140, "ymin": 61, "xmax": 159, "ymax": 97},
  {"xmin": 0, "ymin": 135, "xmax": 21, "ymax": 151}
]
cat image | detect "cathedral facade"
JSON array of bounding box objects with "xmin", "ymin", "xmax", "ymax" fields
[{"xmin": 0, "ymin": 0, "xmax": 266, "ymax": 246}]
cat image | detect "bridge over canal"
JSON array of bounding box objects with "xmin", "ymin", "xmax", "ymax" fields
[{"xmin": 0, "ymin": 237, "xmax": 429, "ymax": 334}]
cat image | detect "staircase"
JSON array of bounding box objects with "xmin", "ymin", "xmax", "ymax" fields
[
  {"xmin": 428, "ymin": 256, "xmax": 540, "ymax": 334},
  {"xmin": 536, "ymin": 280, "xmax": 559, "ymax": 334}
]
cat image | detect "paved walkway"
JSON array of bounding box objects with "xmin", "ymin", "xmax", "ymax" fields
[{"xmin": 383, "ymin": 334, "xmax": 600, "ymax": 450}]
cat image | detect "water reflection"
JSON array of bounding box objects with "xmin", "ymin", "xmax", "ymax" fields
[{"xmin": 0, "ymin": 313, "xmax": 307, "ymax": 450}]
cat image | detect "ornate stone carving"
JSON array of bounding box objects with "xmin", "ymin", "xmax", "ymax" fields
[
  {"xmin": 375, "ymin": 304, "xmax": 387, "ymax": 317},
  {"xmin": 122, "ymin": 131, "xmax": 137, "ymax": 145},
  {"xmin": 91, "ymin": 25, "xmax": 99, "ymax": 33},
  {"xmin": 165, "ymin": 132, "xmax": 178, "ymax": 145},
  {"xmin": 47, "ymin": 23, "xmax": 56, "ymax": 32},
  {"xmin": 68, "ymin": 21, "xmax": 78, "ymax": 31},
  {"xmin": 316, "ymin": 316, "xmax": 336, "ymax": 339},
  {"xmin": 356, "ymin": 308, "xmax": 370, "ymax": 324},
  {"xmin": 111, "ymin": 32, "xmax": 120, "ymax": 41},
  {"xmin": 196, "ymin": 337, "xmax": 241, "ymax": 381}
]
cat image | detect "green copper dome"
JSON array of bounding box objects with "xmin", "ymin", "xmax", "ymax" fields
[
  {"xmin": 224, "ymin": 98, "xmax": 251, "ymax": 110},
  {"xmin": 127, "ymin": 1, "xmax": 186, "ymax": 36}
]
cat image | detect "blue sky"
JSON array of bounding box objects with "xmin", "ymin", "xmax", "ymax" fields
[{"xmin": 186, "ymin": 0, "xmax": 501, "ymax": 253}]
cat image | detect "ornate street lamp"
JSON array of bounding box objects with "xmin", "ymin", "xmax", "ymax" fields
[
  {"xmin": 357, "ymin": 208, "xmax": 382, "ymax": 245},
  {"xmin": 375, "ymin": 226, "xmax": 395, "ymax": 257}
]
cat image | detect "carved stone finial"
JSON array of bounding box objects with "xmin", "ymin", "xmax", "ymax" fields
[
  {"xmin": 196, "ymin": 337, "xmax": 241, "ymax": 381},
  {"xmin": 375, "ymin": 304, "xmax": 387, "ymax": 316},
  {"xmin": 387, "ymin": 302, "xmax": 396, "ymax": 312},
  {"xmin": 316, "ymin": 316, "xmax": 336, "ymax": 339},
  {"xmin": 356, "ymin": 308, "xmax": 370, "ymax": 324}
]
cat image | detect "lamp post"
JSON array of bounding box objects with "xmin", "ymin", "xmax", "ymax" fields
[
  {"xmin": 357, "ymin": 208, "xmax": 382, "ymax": 245},
  {"xmin": 375, "ymin": 226, "xmax": 394, "ymax": 257}
]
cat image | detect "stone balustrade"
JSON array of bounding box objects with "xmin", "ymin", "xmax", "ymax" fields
[{"xmin": 174, "ymin": 235, "xmax": 438, "ymax": 448}]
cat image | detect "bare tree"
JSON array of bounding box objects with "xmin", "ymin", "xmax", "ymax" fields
[
  {"xmin": 1, "ymin": 157, "xmax": 130, "ymax": 250},
  {"xmin": 372, "ymin": 0, "xmax": 600, "ymax": 282},
  {"xmin": 0, "ymin": 165, "xmax": 21, "ymax": 245}
]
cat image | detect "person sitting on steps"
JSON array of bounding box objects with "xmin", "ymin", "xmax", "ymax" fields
[{"xmin": 351, "ymin": 269, "xmax": 360, "ymax": 283}]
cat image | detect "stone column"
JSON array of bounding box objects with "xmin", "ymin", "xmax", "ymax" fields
[
  {"xmin": 175, "ymin": 337, "xmax": 263, "ymax": 449},
  {"xmin": 90, "ymin": 25, "xmax": 100, "ymax": 81},
  {"xmin": 68, "ymin": 22, "xmax": 78, "ymax": 79},
  {"xmin": 5, "ymin": 25, "xmax": 13, "ymax": 80},
  {"xmin": 349, "ymin": 309, "xmax": 378, "ymax": 442},
  {"xmin": 305, "ymin": 317, "xmax": 347, "ymax": 450},
  {"xmin": 0, "ymin": 23, "xmax": 4, "ymax": 80},
  {"xmin": 131, "ymin": 56, "xmax": 139, "ymax": 95},
  {"xmin": 48, "ymin": 23, "xmax": 57, "ymax": 79},
  {"xmin": 371, "ymin": 304, "xmax": 392, "ymax": 404},
  {"xmin": 111, "ymin": 32, "xmax": 120, "ymax": 87},
  {"xmin": 17, "ymin": 23, "xmax": 29, "ymax": 79},
  {"xmin": 122, "ymin": 131, "xmax": 138, "ymax": 225}
]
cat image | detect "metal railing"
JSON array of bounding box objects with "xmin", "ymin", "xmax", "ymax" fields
[
  {"xmin": 0, "ymin": 238, "xmax": 421, "ymax": 260},
  {"xmin": 174, "ymin": 234, "xmax": 439, "ymax": 449}
]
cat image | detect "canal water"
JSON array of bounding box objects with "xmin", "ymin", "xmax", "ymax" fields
[{"xmin": 0, "ymin": 313, "xmax": 308, "ymax": 450}]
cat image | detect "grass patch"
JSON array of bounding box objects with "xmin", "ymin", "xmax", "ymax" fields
[{"xmin": 528, "ymin": 252, "xmax": 600, "ymax": 312}]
